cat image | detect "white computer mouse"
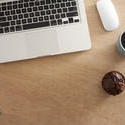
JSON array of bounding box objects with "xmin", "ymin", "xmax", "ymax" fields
[{"xmin": 96, "ymin": 0, "xmax": 119, "ymax": 31}]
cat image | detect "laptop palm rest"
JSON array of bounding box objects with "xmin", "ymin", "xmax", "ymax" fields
[{"xmin": 0, "ymin": 30, "xmax": 59, "ymax": 62}]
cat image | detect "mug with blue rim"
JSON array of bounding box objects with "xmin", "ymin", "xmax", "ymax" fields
[{"xmin": 117, "ymin": 31, "xmax": 125, "ymax": 55}]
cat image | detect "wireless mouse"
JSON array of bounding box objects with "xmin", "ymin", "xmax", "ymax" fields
[{"xmin": 96, "ymin": 0, "xmax": 119, "ymax": 31}]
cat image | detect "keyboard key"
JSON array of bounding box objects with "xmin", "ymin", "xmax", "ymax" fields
[
  {"xmin": 24, "ymin": 3, "xmax": 29, "ymax": 7},
  {"xmin": 22, "ymin": 8, "xmax": 27, "ymax": 13},
  {"xmin": 41, "ymin": 11, "xmax": 45, "ymax": 15},
  {"xmin": 51, "ymin": 20, "xmax": 57, "ymax": 26},
  {"xmin": 13, "ymin": 15, "xmax": 18, "ymax": 20},
  {"xmin": 69, "ymin": 17, "xmax": 73, "ymax": 23},
  {"xmin": 5, "ymin": 11, "xmax": 10, "ymax": 15},
  {"xmin": 61, "ymin": 13, "xmax": 65, "ymax": 18},
  {"xmin": 49, "ymin": 4, "xmax": 54, "ymax": 9},
  {"xmin": 2, "ymin": 6, "xmax": 6, "ymax": 11},
  {"xmin": 40, "ymin": 1, "xmax": 45, "ymax": 5},
  {"xmin": 13, "ymin": 5, "xmax": 17, "ymax": 9},
  {"xmin": 29, "ymin": 2, "xmax": 34, "ymax": 7},
  {"xmin": 67, "ymin": 11, "xmax": 78, "ymax": 17},
  {"xmin": 55, "ymin": 4, "xmax": 60, "ymax": 8},
  {"xmin": 18, "ymin": 14, "xmax": 23, "ymax": 19},
  {"xmin": 7, "ymin": 16, "xmax": 12, "ymax": 21},
  {"xmin": 55, "ymin": 14, "xmax": 60, "ymax": 19},
  {"xmin": 19, "ymin": 0, "xmax": 24, "ymax": 3},
  {"xmin": 57, "ymin": 19, "xmax": 62, "ymax": 25},
  {"xmin": 7, "ymin": 6, "xmax": 12, "ymax": 10},
  {"xmin": 57, "ymin": 8, "xmax": 62, "ymax": 13},
  {"xmin": 0, "ymin": 17, "xmax": 6, "ymax": 22},
  {"xmin": 0, "ymin": 12, "xmax": 4, "ymax": 16},
  {"xmin": 22, "ymin": 19, "xmax": 27, "ymax": 24},
  {"xmin": 13, "ymin": 1, "xmax": 18, "ymax": 4},
  {"xmin": 35, "ymin": 1, "xmax": 40, "ymax": 5},
  {"xmin": 2, "ymin": 3, "xmax": 6, "ymax": 6},
  {"xmin": 39, "ymin": 16, "xmax": 43, "ymax": 21},
  {"xmin": 44, "ymin": 16, "xmax": 49, "ymax": 20},
  {"xmin": 27, "ymin": 8, "xmax": 32, "ymax": 12},
  {"xmin": 33, "ymin": 17, "xmax": 38, "ymax": 22},
  {"xmin": 10, "ymin": 26, "xmax": 15, "ymax": 32},
  {"xmin": 23, "ymin": 21, "xmax": 50, "ymax": 30},
  {"xmin": 52, "ymin": 9, "xmax": 56, "ymax": 14},
  {"xmin": 39, "ymin": 6, "xmax": 43, "ymax": 10},
  {"xmin": 33, "ymin": 7, "xmax": 37, "ymax": 11},
  {"xmin": 7, "ymin": 2, "xmax": 12, "ymax": 5},
  {"xmin": 35, "ymin": 12, "xmax": 40, "ymax": 16},
  {"xmin": 24, "ymin": 0, "xmax": 29, "ymax": 2},
  {"xmin": 71, "ymin": 1, "xmax": 76, "ymax": 6},
  {"xmin": 63, "ymin": 20, "xmax": 68, "ymax": 24},
  {"xmin": 16, "ymin": 20, "xmax": 21, "ymax": 24},
  {"xmin": 68, "ymin": 7, "xmax": 77, "ymax": 11},
  {"xmin": 46, "ymin": 10, "xmax": 51, "ymax": 15},
  {"xmin": 46, "ymin": 0, "xmax": 51, "ymax": 4},
  {"xmin": 51, "ymin": 0, "xmax": 56, "ymax": 3},
  {"xmin": 4, "ymin": 27, "xmax": 9, "ymax": 33},
  {"xmin": 50, "ymin": 15, "xmax": 54, "ymax": 20},
  {"xmin": 44, "ymin": 5, "xmax": 49, "ymax": 10},
  {"xmin": 24, "ymin": 13, "xmax": 29, "ymax": 18},
  {"xmin": 11, "ymin": 10, "xmax": 16, "ymax": 15},
  {"xmin": 66, "ymin": 2, "xmax": 71, "ymax": 7},
  {"xmin": 27, "ymin": 18, "xmax": 32, "ymax": 23},
  {"xmin": 74, "ymin": 19, "xmax": 79, "ymax": 22},
  {"xmin": 16, "ymin": 9, "xmax": 21, "ymax": 14},
  {"xmin": 63, "ymin": 8, "xmax": 67, "ymax": 12},
  {"xmin": 61, "ymin": 3, "xmax": 65, "ymax": 7},
  {"xmin": 57, "ymin": 0, "xmax": 61, "ymax": 2},
  {"xmin": 0, "ymin": 28, "xmax": 4, "ymax": 33},
  {"xmin": 16, "ymin": 25, "xmax": 22, "ymax": 31},
  {"xmin": 29, "ymin": 12, "xmax": 34, "ymax": 17},
  {"xmin": 11, "ymin": 21, "xmax": 16, "ymax": 25},
  {"xmin": 18, "ymin": 4, "xmax": 23, "ymax": 8}
]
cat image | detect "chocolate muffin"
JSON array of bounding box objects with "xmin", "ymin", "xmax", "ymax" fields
[{"xmin": 102, "ymin": 71, "xmax": 125, "ymax": 96}]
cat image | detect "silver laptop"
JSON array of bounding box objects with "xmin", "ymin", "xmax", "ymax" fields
[{"xmin": 0, "ymin": 0, "xmax": 91, "ymax": 63}]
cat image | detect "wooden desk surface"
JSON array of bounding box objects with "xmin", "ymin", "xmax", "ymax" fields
[{"xmin": 0, "ymin": 0, "xmax": 125, "ymax": 125}]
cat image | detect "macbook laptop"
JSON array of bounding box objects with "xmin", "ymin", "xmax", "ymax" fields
[{"xmin": 0, "ymin": 0, "xmax": 91, "ymax": 63}]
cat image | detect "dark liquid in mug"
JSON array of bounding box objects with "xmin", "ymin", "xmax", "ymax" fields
[{"xmin": 121, "ymin": 32, "xmax": 125, "ymax": 49}]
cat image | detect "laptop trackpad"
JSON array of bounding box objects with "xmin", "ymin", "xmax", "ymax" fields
[{"xmin": 25, "ymin": 30, "xmax": 59, "ymax": 57}]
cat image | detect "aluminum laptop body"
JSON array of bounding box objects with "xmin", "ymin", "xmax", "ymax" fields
[{"xmin": 0, "ymin": 0, "xmax": 91, "ymax": 63}]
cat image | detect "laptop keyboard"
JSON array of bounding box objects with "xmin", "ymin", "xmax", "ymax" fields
[{"xmin": 0, "ymin": 0, "xmax": 80, "ymax": 34}]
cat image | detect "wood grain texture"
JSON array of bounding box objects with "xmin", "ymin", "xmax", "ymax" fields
[{"xmin": 0, "ymin": 0, "xmax": 125, "ymax": 125}]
